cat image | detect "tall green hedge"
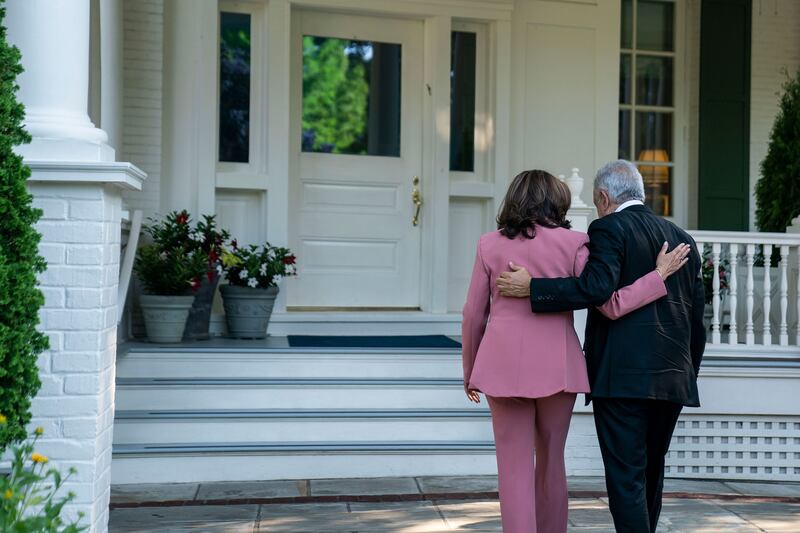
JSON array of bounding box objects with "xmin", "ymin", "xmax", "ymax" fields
[
  {"xmin": 0, "ymin": 1, "xmax": 48, "ymax": 448},
  {"xmin": 756, "ymin": 69, "xmax": 800, "ymax": 232}
]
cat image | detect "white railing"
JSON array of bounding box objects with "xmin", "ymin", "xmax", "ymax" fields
[{"xmin": 688, "ymin": 230, "xmax": 800, "ymax": 350}]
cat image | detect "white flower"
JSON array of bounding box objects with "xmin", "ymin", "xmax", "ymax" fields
[
  {"xmin": 273, "ymin": 275, "xmax": 283, "ymax": 285},
  {"xmin": 190, "ymin": 231, "xmax": 204, "ymax": 242},
  {"xmin": 239, "ymin": 269, "xmax": 249, "ymax": 280},
  {"xmin": 247, "ymin": 277, "xmax": 259, "ymax": 288},
  {"xmin": 216, "ymin": 264, "xmax": 224, "ymax": 274},
  {"xmin": 259, "ymin": 263, "xmax": 268, "ymax": 276},
  {"xmin": 266, "ymin": 249, "xmax": 276, "ymax": 261}
]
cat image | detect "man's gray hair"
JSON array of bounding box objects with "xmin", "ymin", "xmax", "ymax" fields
[{"xmin": 594, "ymin": 160, "xmax": 646, "ymax": 204}]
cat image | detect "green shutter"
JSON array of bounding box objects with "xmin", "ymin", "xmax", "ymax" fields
[{"xmin": 698, "ymin": 0, "xmax": 751, "ymax": 230}]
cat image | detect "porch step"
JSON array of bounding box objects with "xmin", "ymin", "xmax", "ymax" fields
[
  {"xmin": 115, "ymin": 377, "xmax": 471, "ymax": 410},
  {"xmin": 113, "ymin": 408, "xmax": 493, "ymax": 444},
  {"xmin": 111, "ymin": 342, "xmax": 501, "ymax": 484}
]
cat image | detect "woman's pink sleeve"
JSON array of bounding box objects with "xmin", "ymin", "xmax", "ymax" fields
[
  {"xmin": 461, "ymin": 239, "xmax": 491, "ymax": 386},
  {"xmin": 574, "ymin": 238, "xmax": 667, "ymax": 320}
]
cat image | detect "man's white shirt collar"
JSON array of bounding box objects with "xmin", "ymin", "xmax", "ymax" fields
[{"xmin": 615, "ymin": 199, "xmax": 644, "ymax": 213}]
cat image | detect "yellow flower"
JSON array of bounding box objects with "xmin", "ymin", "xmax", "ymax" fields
[
  {"xmin": 34, "ymin": 426, "xmax": 44, "ymax": 436},
  {"xmin": 31, "ymin": 452, "xmax": 49, "ymax": 464},
  {"xmin": 0, "ymin": 414, "xmax": 7, "ymax": 425},
  {"xmin": 3, "ymin": 489, "xmax": 12, "ymax": 500}
]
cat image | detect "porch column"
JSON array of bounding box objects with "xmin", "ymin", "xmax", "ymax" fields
[
  {"xmin": 5, "ymin": 0, "xmax": 113, "ymax": 162},
  {"xmin": 6, "ymin": 2, "xmax": 145, "ymax": 532}
]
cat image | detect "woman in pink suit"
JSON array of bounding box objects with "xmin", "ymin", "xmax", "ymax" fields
[{"xmin": 461, "ymin": 170, "xmax": 689, "ymax": 533}]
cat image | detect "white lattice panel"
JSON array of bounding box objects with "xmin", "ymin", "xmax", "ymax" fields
[{"xmin": 666, "ymin": 415, "xmax": 800, "ymax": 481}]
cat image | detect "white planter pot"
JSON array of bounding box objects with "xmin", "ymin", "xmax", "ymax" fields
[
  {"xmin": 220, "ymin": 285, "xmax": 279, "ymax": 339},
  {"xmin": 139, "ymin": 294, "xmax": 194, "ymax": 343}
]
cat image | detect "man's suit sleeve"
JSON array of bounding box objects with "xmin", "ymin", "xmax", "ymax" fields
[
  {"xmin": 530, "ymin": 218, "xmax": 625, "ymax": 313},
  {"xmin": 689, "ymin": 263, "xmax": 707, "ymax": 375}
]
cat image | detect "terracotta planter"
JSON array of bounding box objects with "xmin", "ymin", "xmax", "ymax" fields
[
  {"xmin": 220, "ymin": 285, "xmax": 279, "ymax": 339},
  {"xmin": 183, "ymin": 272, "xmax": 220, "ymax": 341},
  {"xmin": 139, "ymin": 294, "xmax": 194, "ymax": 343}
]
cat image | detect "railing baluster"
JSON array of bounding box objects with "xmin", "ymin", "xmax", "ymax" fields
[
  {"xmin": 796, "ymin": 245, "xmax": 800, "ymax": 345},
  {"xmin": 711, "ymin": 242, "xmax": 721, "ymax": 344},
  {"xmin": 728, "ymin": 243, "xmax": 738, "ymax": 345},
  {"xmin": 762, "ymin": 245, "xmax": 773, "ymax": 345},
  {"xmin": 779, "ymin": 245, "xmax": 789, "ymax": 346},
  {"xmin": 745, "ymin": 244, "xmax": 755, "ymax": 345}
]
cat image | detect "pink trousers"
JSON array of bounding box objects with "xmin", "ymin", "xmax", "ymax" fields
[{"xmin": 487, "ymin": 392, "xmax": 577, "ymax": 533}]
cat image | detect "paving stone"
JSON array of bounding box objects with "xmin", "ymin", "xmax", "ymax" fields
[
  {"xmin": 108, "ymin": 505, "xmax": 257, "ymax": 532},
  {"xmin": 310, "ymin": 476, "xmax": 420, "ymax": 496},
  {"xmin": 567, "ymin": 498, "xmax": 614, "ymax": 527},
  {"xmin": 196, "ymin": 479, "xmax": 306, "ymax": 500},
  {"xmin": 567, "ymin": 477, "xmax": 607, "ymax": 492},
  {"xmin": 110, "ymin": 482, "xmax": 199, "ymax": 504},
  {"xmin": 663, "ymin": 478, "xmax": 737, "ymax": 495},
  {"xmin": 350, "ymin": 501, "xmax": 448, "ymax": 532},
  {"xmin": 258, "ymin": 502, "xmax": 356, "ymax": 532},
  {"xmin": 658, "ymin": 498, "xmax": 755, "ymax": 531},
  {"xmin": 417, "ymin": 475, "xmax": 498, "ymax": 494},
  {"xmin": 435, "ymin": 499, "xmax": 502, "ymax": 531},
  {"xmin": 725, "ymin": 481, "xmax": 800, "ymax": 498},
  {"xmin": 712, "ymin": 500, "xmax": 800, "ymax": 532}
]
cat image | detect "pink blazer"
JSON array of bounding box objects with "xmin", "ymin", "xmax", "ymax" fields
[{"xmin": 462, "ymin": 226, "xmax": 667, "ymax": 398}]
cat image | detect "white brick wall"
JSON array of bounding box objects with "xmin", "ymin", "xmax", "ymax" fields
[
  {"xmin": 121, "ymin": 0, "xmax": 164, "ymax": 218},
  {"xmin": 28, "ymin": 179, "xmax": 124, "ymax": 532},
  {"xmin": 749, "ymin": 0, "xmax": 800, "ymax": 230}
]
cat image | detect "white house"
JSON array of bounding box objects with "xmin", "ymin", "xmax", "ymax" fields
[{"xmin": 5, "ymin": 0, "xmax": 800, "ymax": 531}]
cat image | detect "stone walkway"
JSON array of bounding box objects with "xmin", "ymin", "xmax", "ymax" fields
[{"xmin": 109, "ymin": 476, "xmax": 800, "ymax": 532}]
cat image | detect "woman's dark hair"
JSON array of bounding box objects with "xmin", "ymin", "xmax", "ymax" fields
[{"xmin": 496, "ymin": 170, "xmax": 572, "ymax": 239}]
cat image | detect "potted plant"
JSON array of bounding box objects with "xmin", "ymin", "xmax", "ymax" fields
[
  {"xmin": 219, "ymin": 241, "xmax": 297, "ymax": 339},
  {"xmin": 134, "ymin": 211, "xmax": 206, "ymax": 343},
  {"xmin": 183, "ymin": 215, "xmax": 230, "ymax": 341}
]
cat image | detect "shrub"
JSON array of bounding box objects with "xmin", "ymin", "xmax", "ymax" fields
[
  {"xmin": 0, "ymin": 0, "xmax": 49, "ymax": 448},
  {"xmin": 756, "ymin": 69, "xmax": 800, "ymax": 232}
]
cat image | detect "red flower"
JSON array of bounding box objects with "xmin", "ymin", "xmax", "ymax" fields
[
  {"xmin": 176, "ymin": 211, "xmax": 189, "ymax": 225},
  {"xmin": 209, "ymin": 249, "xmax": 219, "ymax": 263},
  {"xmin": 190, "ymin": 277, "xmax": 201, "ymax": 291},
  {"xmin": 283, "ymin": 254, "xmax": 296, "ymax": 265},
  {"xmin": 207, "ymin": 270, "xmax": 215, "ymax": 282}
]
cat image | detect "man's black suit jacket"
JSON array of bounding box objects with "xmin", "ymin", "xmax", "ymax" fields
[{"xmin": 530, "ymin": 205, "xmax": 706, "ymax": 407}]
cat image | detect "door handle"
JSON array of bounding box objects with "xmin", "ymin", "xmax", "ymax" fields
[{"xmin": 411, "ymin": 176, "xmax": 423, "ymax": 226}]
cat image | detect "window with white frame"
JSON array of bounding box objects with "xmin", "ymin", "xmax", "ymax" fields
[{"xmin": 619, "ymin": 0, "xmax": 676, "ymax": 217}]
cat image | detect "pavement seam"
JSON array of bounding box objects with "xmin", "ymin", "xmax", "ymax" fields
[
  {"xmin": 709, "ymin": 499, "xmax": 769, "ymax": 533},
  {"xmin": 253, "ymin": 504, "xmax": 263, "ymax": 533},
  {"xmin": 431, "ymin": 500, "xmax": 452, "ymax": 531},
  {"xmin": 108, "ymin": 490, "xmax": 800, "ymax": 509}
]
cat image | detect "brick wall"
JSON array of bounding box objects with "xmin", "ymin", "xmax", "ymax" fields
[
  {"xmin": 749, "ymin": 0, "xmax": 800, "ymax": 230},
  {"xmin": 29, "ymin": 179, "xmax": 124, "ymax": 531},
  {"xmin": 121, "ymin": 0, "xmax": 163, "ymax": 218}
]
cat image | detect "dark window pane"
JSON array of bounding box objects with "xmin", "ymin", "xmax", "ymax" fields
[
  {"xmin": 636, "ymin": 55, "xmax": 673, "ymax": 106},
  {"xmin": 635, "ymin": 111, "xmax": 672, "ymax": 159},
  {"xmin": 637, "ymin": 163, "xmax": 671, "ymax": 216},
  {"xmin": 620, "ymin": 54, "xmax": 632, "ymax": 104},
  {"xmin": 302, "ymin": 36, "xmax": 401, "ymax": 156},
  {"xmin": 619, "ymin": 110, "xmax": 632, "ymax": 159},
  {"xmin": 450, "ymin": 31, "xmax": 476, "ymax": 172},
  {"xmin": 637, "ymin": 0, "xmax": 675, "ymax": 52},
  {"xmin": 219, "ymin": 12, "xmax": 251, "ymax": 163},
  {"xmin": 621, "ymin": 0, "xmax": 633, "ymax": 49}
]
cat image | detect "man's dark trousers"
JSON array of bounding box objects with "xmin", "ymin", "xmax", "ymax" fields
[{"xmin": 592, "ymin": 398, "xmax": 683, "ymax": 533}]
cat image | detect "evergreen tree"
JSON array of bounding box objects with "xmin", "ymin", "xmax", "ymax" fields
[
  {"xmin": 0, "ymin": 1, "xmax": 48, "ymax": 448},
  {"xmin": 756, "ymin": 69, "xmax": 800, "ymax": 232}
]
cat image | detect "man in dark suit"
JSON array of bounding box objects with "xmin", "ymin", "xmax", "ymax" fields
[{"xmin": 495, "ymin": 160, "xmax": 706, "ymax": 533}]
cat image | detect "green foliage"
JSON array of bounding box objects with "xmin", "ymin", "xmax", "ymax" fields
[
  {"xmin": 0, "ymin": 422, "xmax": 86, "ymax": 532},
  {"xmin": 756, "ymin": 69, "xmax": 800, "ymax": 232},
  {"xmin": 134, "ymin": 212, "xmax": 230, "ymax": 296},
  {"xmin": 301, "ymin": 37, "xmax": 370, "ymax": 153},
  {"xmin": 0, "ymin": 1, "xmax": 49, "ymax": 448},
  {"xmin": 220, "ymin": 242, "xmax": 296, "ymax": 289}
]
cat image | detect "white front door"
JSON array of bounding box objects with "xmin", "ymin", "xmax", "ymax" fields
[{"xmin": 288, "ymin": 11, "xmax": 424, "ymax": 309}]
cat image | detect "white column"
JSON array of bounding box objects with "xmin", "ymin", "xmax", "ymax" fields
[{"xmin": 5, "ymin": 0, "xmax": 113, "ymax": 162}]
